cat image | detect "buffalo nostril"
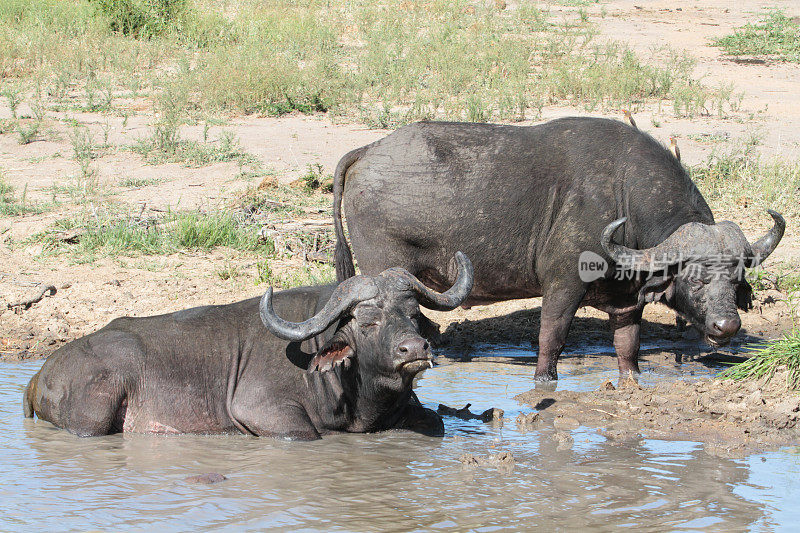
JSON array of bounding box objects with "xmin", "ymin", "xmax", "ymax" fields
[
  {"xmin": 397, "ymin": 337, "xmax": 428, "ymax": 359},
  {"xmin": 712, "ymin": 317, "xmax": 741, "ymax": 336}
]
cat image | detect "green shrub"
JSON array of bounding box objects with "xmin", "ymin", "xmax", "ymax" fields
[
  {"xmin": 691, "ymin": 153, "xmax": 800, "ymax": 216},
  {"xmin": 37, "ymin": 210, "xmax": 274, "ymax": 256},
  {"xmin": 713, "ymin": 10, "xmax": 800, "ymax": 62},
  {"xmin": 89, "ymin": 0, "xmax": 187, "ymax": 38}
]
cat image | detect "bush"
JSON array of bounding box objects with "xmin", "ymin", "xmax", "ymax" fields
[
  {"xmin": 89, "ymin": 0, "xmax": 187, "ymax": 38},
  {"xmin": 713, "ymin": 10, "xmax": 800, "ymax": 63}
]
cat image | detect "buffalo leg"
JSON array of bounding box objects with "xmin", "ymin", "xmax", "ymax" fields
[
  {"xmin": 392, "ymin": 404, "xmax": 445, "ymax": 437},
  {"xmin": 535, "ymin": 288, "xmax": 584, "ymax": 381},
  {"xmin": 29, "ymin": 352, "xmax": 128, "ymax": 437},
  {"xmin": 230, "ymin": 402, "xmax": 321, "ymax": 440},
  {"xmin": 608, "ymin": 309, "xmax": 643, "ymax": 375}
]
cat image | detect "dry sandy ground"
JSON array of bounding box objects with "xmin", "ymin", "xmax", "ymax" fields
[{"xmin": 1, "ymin": 0, "xmax": 799, "ymax": 441}]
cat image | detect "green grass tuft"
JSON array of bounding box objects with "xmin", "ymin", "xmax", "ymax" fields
[
  {"xmin": 35, "ymin": 210, "xmax": 274, "ymax": 256},
  {"xmin": 118, "ymin": 176, "xmax": 162, "ymax": 188},
  {"xmin": 718, "ymin": 329, "xmax": 800, "ymax": 390},
  {"xmin": 256, "ymin": 260, "xmax": 335, "ymax": 289},
  {"xmin": 131, "ymin": 128, "xmax": 257, "ymax": 168},
  {"xmin": 0, "ymin": 176, "xmax": 46, "ymax": 216},
  {"xmin": 90, "ymin": 0, "xmax": 188, "ymax": 39},
  {"xmin": 713, "ymin": 10, "xmax": 800, "ymax": 62},
  {"xmin": 691, "ymin": 152, "xmax": 800, "ymax": 217},
  {"xmin": 0, "ymin": 0, "xmax": 740, "ymax": 125}
]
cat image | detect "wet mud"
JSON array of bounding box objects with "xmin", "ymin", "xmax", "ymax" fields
[{"xmin": 516, "ymin": 370, "xmax": 800, "ymax": 457}]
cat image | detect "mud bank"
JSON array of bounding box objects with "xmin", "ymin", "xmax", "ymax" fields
[{"xmin": 516, "ymin": 371, "xmax": 800, "ymax": 457}]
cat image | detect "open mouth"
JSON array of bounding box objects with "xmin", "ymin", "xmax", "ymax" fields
[
  {"xmin": 398, "ymin": 357, "xmax": 434, "ymax": 373},
  {"xmin": 705, "ymin": 334, "xmax": 732, "ymax": 348}
]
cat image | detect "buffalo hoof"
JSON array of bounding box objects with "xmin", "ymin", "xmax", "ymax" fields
[
  {"xmin": 533, "ymin": 380, "xmax": 557, "ymax": 392},
  {"xmin": 184, "ymin": 473, "xmax": 227, "ymax": 484},
  {"xmin": 533, "ymin": 372, "xmax": 558, "ymax": 383}
]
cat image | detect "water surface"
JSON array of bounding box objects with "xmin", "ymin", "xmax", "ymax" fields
[{"xmin": 2, "ymin": 353, "xmax": 799, "ymax": 531}]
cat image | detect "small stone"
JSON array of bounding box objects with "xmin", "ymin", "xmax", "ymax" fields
[
  {"xmin": 458, "ymin": 453, "xmax": 480, "ymax": 466},
  {"xmin": 552, "ymin": 431, "xmax": 574, "ymax": 449},
  {"xmin": 480, "ymin": 407, "xmax": 504, "ymax": 422},
  {"xmin": 553, "ymin": 415, "xmax": 580, "ymax": 431},
  {"xmin": 492, "ymin": 451, "xmax": 515, "ymax": 470},
  {"xmin": 516, "ymin": 411, "xmax": 540, "ymax": 428},
  {"xmin": 773, "ymin": 398, "xmax": 800, "ymax": 420},
  {"xmin": 184, "ymin": 473, "xmax": 227, "ymax": 484},
  {"xmin": 599, "ymin": 380, "xmax": 616, "ymax": 391}
]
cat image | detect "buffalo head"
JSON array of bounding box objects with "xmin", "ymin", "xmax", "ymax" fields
[
  {"xmin": 259, "ymin": 252, "xmax": 474, "ymax": 383},
  {"xmin": 602, "ymin": 210, "xmax": 785, "ymax": 347}
]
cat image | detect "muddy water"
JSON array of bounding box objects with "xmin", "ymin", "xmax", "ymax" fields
[{"xmin": 2, "ymin": 353, "xmax": 800, "ymax": 531}]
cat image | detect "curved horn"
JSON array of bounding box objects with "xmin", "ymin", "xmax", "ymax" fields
[
  {"xmin": 601, "ymin": 217, "xmax": 691, "ymax": 272},
  {"xmin": 259, "ymin": 277, "xmax": 378, "ymax": 341},
  {"xmin": 386, "ymin": 252, "xmax": 474, "ymax": 311},
  {"xmin": 746, "ymin": 210, "xmax": 785, "ymax": 267}
]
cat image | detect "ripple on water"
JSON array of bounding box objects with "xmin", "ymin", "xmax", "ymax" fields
[{"xmin": 1, "ymin": 352, "xmax": 799, "ymax": 531}]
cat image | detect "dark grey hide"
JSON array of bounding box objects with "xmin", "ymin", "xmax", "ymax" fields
[
  {"xmin": 332, "ymin": 117, "xmax": 785, "ymax": 380},
  {"xmin": 23, "ymin": 254, "xmax": 474, "ymax": 438}
]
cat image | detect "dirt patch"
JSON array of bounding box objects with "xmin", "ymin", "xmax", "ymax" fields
[
  {"xmin": 515, "ymin": 370, "xmax": 800, "ymax": 457},
  {"xmin": 0, "ymin": 250, "xmax": 274, "ymax": 360}
]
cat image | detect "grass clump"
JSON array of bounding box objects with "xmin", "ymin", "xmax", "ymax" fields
[
  {"xmin": 90, "ymin": 0, "xmax": 188, "ymax": 39},
  {"xmin": 719, "ymin": 329, "xmax": 800, "ymax": 390},
  {"xmin": 747, "ymin": 268, "xmax": 800, "ymax": 295},
  {"xmin": 216, "ymin": 264, "xmax": 243, "ymax": 281},
  {"xmin": 691, "ymin": 152, "xmax": 800, "ymax": 217},
  {"xmin": 297, "ymin": 163, "xmax": 333, "ymax": 193},
  {"xmin": 37, "ymin": 210, "xmax": 274, "ymax": 257},
  {"xmin": 237, "ymin": 182, "xmax": 329, "ymax": 218},
  {"xmin": 15, "ymin": 120, "xmax": 41, "ymax": 144},
  {"xmin": 256, "ymin": 260, "xmax": 335, "ymax": 289},
  {"xmin": 0, "ymin": 176, "xmax": 44, "ymax": 216},
  {"xmin": 0, "ymin": 0, "xmax": 738, "ymax": 127},
  {"xmin": 132, "ymin": 125, "xmax": 257, "ymax": 168},
  {"xmin": 118, "ymin": 176, "xmax": 161, "ymax": 188},
  {"xmin": 713, "ymin": 10, "xmax": 800, "ymax": 62},
  {"xmin": 170, "ymin": 211, "xmax": 264, "ymax": 250}
]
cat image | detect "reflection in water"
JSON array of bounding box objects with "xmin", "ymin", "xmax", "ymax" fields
[{"xmin": 1, "ymin": 356, "xmax": 799, "ymax": 531}]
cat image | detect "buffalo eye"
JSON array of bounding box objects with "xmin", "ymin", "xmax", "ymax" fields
[{"xmin": 689, "ymin": 278, "xmax": 704, "ymax": 293}]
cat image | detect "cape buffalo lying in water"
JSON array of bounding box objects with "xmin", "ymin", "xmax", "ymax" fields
[
  {"xmin": 332, "ymin": 117, "xmax": 785, "ymax": 381},
  {"xmin": 23, "ymin": 254, "xmax": 473, "ymax": 438}
]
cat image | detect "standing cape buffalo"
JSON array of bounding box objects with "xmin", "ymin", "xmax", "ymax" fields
[
  {"xmin": 23, "ymin": 254, "xmax": 474, "ymax": 438},
  {"xmin": 332, "ymin": 117, "xmax": 785, "ymax": 380}
]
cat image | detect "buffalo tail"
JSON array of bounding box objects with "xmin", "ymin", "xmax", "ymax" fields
[
  {"xmin": 333, "ymin": 146, "xmax": 368, "ymax": 282},
  {"xmin": 23, "ymin": 371, "xmax": 39, "ymax": 418}
]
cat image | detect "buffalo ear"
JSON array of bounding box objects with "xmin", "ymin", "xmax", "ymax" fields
[
  {"xmin": 736, "ymin": 281, "xmax": 754, "ymax": 311},
  {"xmin": 309, "ymin": 342, "xmax": 354, "ymax": 372},
  {"xmin": 639, "ymin": 275, "xmax": 675, "ymax": 304}
]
